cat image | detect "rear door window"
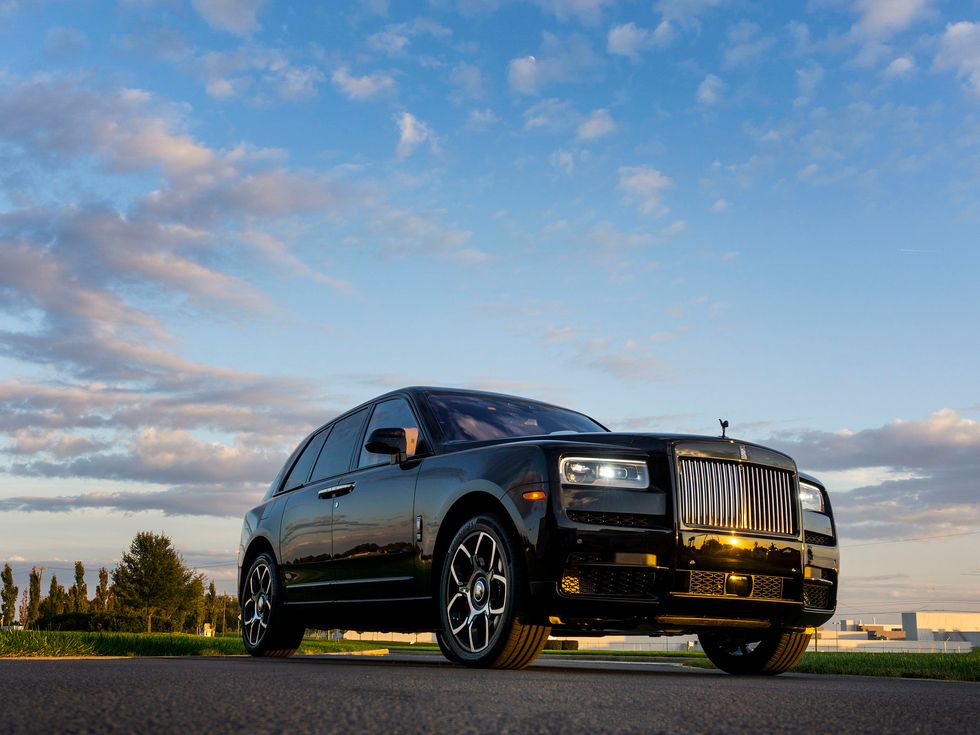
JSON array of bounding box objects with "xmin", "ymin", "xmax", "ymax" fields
[
  {"xmin": 282, "ymin": 429, "xmax": 329, "ymax": 492},
  {"xmin": 310, "ymin": 408, "xmax": 369, "ymax": 482}
]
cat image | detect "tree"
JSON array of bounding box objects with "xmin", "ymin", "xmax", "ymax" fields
[
  {"xmin": 112, "ymin": 531, "xmax": 193, "ymax": 633},
  {"xmin": 41, "ymin": 575, "xmax": 67, "ymax": 619},
  {"xmin": 92, "ymin": 567, "xmax": 112, "ymax": 612},
  {"xmin": 2, "ymin": 564, "xmax": 18, "ymax": 626},
  {"xmin": 70, "ymin": 561, "xmax": 88, "ymax": 613},
  {"xmin": 26, "ymin": 568, "xmax": 41, "ymax": 630},
  {"xmin": 205, "ymin": 581, "xmax": 217, "ymax": 629},
  {"xmin": 18, "ymin": 589, "xmax": 28, "ymax": 627}
]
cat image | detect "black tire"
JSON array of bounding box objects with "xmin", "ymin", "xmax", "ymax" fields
[
  {"xmin": 435, "ymin": 630, "xmax": 462, "ymax": 663},
  {"xmin": 241, "ymin": 552, "xmax": 304, "ymax": 657},
  {"xmin": 699, "ymin": 629, "xmax": 811, "ymax": 675},
  {"xmin": 437, "ymin": 514, "xmax": 550, "ymax": 669}
]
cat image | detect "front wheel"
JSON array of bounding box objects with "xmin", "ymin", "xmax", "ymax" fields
[
  {"xmin": 698, "ymin": 629, "xmax": 811, "ymax": 675},
  {"xmin": 438, "ymin": 514, "xmax": 550, "ymax": 669},
  {"xmin": 241, "ymin": 552, "xmax": 304, "ymax": 657}
]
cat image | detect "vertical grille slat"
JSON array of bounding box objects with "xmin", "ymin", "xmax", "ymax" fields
[{"xmin": 678, "ymin": 457, "xmax": 796, "ymax": 536}]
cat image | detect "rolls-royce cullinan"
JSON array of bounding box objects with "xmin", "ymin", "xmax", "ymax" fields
[{"xmin": 239, "ymin": 387, "xmax": 838, "ymax": 674}]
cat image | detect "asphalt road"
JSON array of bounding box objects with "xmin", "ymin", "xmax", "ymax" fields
[{"xmin": 1, "ymin": 653, "xmax": 977, "ymax": 734}]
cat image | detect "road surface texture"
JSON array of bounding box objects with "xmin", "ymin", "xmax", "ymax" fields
[{"xmin": 1, "ymin": 653, "xmax": 976, "ymax": 734}]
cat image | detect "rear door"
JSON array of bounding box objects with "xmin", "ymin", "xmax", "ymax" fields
[{"xmin": 279, "ymin": 409, "xmax": 368, "ymax": 602}]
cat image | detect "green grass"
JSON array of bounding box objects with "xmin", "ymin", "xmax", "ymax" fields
[
  {"xmin": 0, "ymin": 630, "xmax": 388, "ymax": 658},
  {"xmin": 686, "ymin": 649, "xmax": 980, "ymax": 681},
  {"xmin": 790, "ymin": 650, "xmax": 980, "ymax": 681}
]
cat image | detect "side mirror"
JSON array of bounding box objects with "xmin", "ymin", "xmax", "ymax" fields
[{"xmin": 365, "ymin": 427, "xmax": 407, "ymax": 461}]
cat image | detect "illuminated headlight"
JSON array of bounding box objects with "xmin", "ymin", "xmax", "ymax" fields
[
  {"xmin": 560, "ymin": 457, "xmax": 649, "ymax": 489},
  {"xmin": 799, "ymin": 481, "xmax": 826, "ymax": 513}
]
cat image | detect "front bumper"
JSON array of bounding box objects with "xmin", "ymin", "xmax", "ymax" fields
[{"xmin": 527, "ymin": 521, "xmax": 838, "ymax": 635}]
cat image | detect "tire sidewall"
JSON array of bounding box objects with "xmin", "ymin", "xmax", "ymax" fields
[
  {"xmin": 438, "ymin": 514, "xmax": 522, "ymax": 666},
  {"xmin": 242, "ymin": 551, "xmax": 287, "ymax": 656}
]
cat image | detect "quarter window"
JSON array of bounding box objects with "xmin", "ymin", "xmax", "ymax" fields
[
  {"xmin": 310, "ymin": 408, "xmax": 369, "ymax": 482},
  {"xmin": 282, "ymin": 429, "xmax": 329, "ymax": 491},
  {"xmin": 358, "ymin": 398, "xmax": 423, "ymax": 468}
]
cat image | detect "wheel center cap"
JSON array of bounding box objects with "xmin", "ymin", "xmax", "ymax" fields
[{"xmin": 473, "ymin": 578, "xmax": 487, "ymax": 603}]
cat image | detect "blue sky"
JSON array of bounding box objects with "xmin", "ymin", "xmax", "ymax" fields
[{"xmin": 1, "ymin": 0, "xmax": 978, "ymax": 619}]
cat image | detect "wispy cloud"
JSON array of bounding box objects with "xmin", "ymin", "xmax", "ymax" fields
[{"xmin": 507, "ymin": 33, "xmax": 600, "ymax": 95}]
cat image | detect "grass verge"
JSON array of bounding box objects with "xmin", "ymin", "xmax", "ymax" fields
[
  {"xmin": 0, "ymin": 630, "xmax": 387, "ymax": 658},
  {"xmin": 687, "ymin": 649, "xmax": 980, "ymax": 681}
]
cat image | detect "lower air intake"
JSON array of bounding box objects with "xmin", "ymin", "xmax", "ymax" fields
[{"xmin": 560, "ymin": 568, "xmax": 657, "ymax": 598}]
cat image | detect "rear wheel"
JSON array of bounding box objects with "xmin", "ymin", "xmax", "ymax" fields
[
  {"xmin": 241, "ymin": 552, "xmax": 304, "ymax": 657},
  {"xmin": 438, "ymin": 514, "xmax": 550, "ymax": 669},
  {"xmin": 698, "ymin": 629, "xmax": 811, "ymax": 675}
]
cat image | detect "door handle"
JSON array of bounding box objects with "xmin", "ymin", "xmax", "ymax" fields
[{"xmin": 318, "ymin": 482, "xmax": 355, "ymax": 500}]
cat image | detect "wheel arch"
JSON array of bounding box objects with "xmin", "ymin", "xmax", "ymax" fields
[
  {"xmin": 239, "ymin": 535, "xmax": 276, "ymax": 604},
  {"xmin": 430, "ymin": 491, "xmax": 525, "ymax": 598}
]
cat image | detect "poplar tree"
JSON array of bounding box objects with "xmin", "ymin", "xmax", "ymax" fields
[
  {"xmin": 92, "ymin": 567, "xmax": 112, "ymax": 612},
  {"xmin": 1, "ymin": 564, "xmax": 18, "ymax": 626},
  {"xmin": 71, "ymin": 561, "xmax": 88, "ymax": 613},
  {"xmin": 26, "ymin": 568, "xmax": 41, "ymax": 630}
]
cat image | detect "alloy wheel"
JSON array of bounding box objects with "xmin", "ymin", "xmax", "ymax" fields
[
  {"xmin": 242, "ymin": 559, "xmax": 273, "ymax": 648},
  {"xmin": 444, "ymin": 529, "xmax": 509, "ymax": 653}
]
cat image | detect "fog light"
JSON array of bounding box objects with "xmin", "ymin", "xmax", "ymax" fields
[{"xmin": 726, "ymin": 574, "xmax": 752, "ymax": 597}]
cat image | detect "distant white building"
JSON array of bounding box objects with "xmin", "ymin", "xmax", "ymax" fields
[{"xmin": 902, "ymin": 611, "xmax": 980, "ymax": 646}]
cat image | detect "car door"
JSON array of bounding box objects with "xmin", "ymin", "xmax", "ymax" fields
[
  {"xmin": 326, "ymin": 397, "xmax": 424, "ymax": 602},
  {"xmin": 279, "ymin": 409, "xmax": 369, "ymax": 603}
]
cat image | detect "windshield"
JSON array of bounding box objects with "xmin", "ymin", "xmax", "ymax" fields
[{"xmin": 427, "ymin": 392, "xmax": 606, "ymax": 442}]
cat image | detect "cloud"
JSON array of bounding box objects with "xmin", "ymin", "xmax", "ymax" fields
[
  {"xmin": 524, "ymin": 98, "xmax": 576, "ymax": 130},
  {"xmin": 883, "ymin": 55, "xmax": 915, "ymax": 79},
  {"xmin": 794, "ymin": 64, "xmax": 823, "ymax": 107},
  {"xmin": 364, "ymin": 207, "xmax": 475, "ymax": 260},
  {"xmin": 367, "ymin": 18, "xmax": 452, "ymax": 56},
  {"xmin": 331, "ymin": 66, "xmax": 396, "ymax": 100},
  {"xmin": 44, "ymin": 27, "xmax": 89, "ymax": 57},
  {"xmin": 191, "ymin": 0, "xmax": 266, "ymax": 36},
  {"xmin": 576, "ymin": 108, "xmax": 616, "ymax": 140},
  {"xmin": 466, "ymin": 108, "xmax": 498, "ymax": 131},
  {"xmin": 655, "ymin": 0, "xmax": 725, "ymax": 27},
  {"xmin": 766, "ymin": 409, "xmax": 980, "ymax": 540},
  {"xmin": 196, "ymin": 46, "xmax": 324, "ymax": 102},
  {"xmin": 449, "ymin": 62, "xmax": 485, "ymax": 100},
  {"xmin": 617, "ymin": 166, "xmax": 672, "ymax": 215},
  {"xmin": 395, "ymin": 111, "xmax": 435, "ymax": 158},
  {"xmin": 607, "ymin": 21, "xmax": 673, "ymax": 60},
  {"xmin": 535, "ymin": 0, "xmax": 612, "ymax": 25},
  {"xmin": 935, "ymin": 22, "xmax": 980, "ymax": 99},
  {"xmin": 696, "ymin": 73, "xmax": 723, "ymax": 105},
  {"xmin": 507, "ymin": 33, "xmax": 600, "ymax": 95},
  {"xmin": 722, "ymin": 21, "xmax": 773, "ymax": 68},
  {"xmin": 550, "ymin": 149, "xmax": 575, "ymax": 174},
  {"xmin": 0, "ymin": 483, "xmax": 267, "ymax": 518},
  {"xmin": 854, "ymin": 0, "xmax": 932, "ymax": 38}
]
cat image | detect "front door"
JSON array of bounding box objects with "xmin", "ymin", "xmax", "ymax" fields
[{"xmin": 327, "ymin": 397, "xmax": 424, "ymax": 602}]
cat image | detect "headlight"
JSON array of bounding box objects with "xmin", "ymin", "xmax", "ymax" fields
[
  {"xmin": 799, "ymin": 481, "xmax": 825, "ymax": 512},
  {"xmin": 560, "ymin": 457, "xmax": 649, "ymax": 489}
]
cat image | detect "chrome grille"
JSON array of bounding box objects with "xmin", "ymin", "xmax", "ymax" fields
[{"xmin": 677, "ymin": 457, "xmax": 796, "ymax": 535}]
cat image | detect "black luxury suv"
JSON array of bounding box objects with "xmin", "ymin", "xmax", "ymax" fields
[{"xmin": 239, "ymin": 387, "xmax": 838, "ymax": 674}]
